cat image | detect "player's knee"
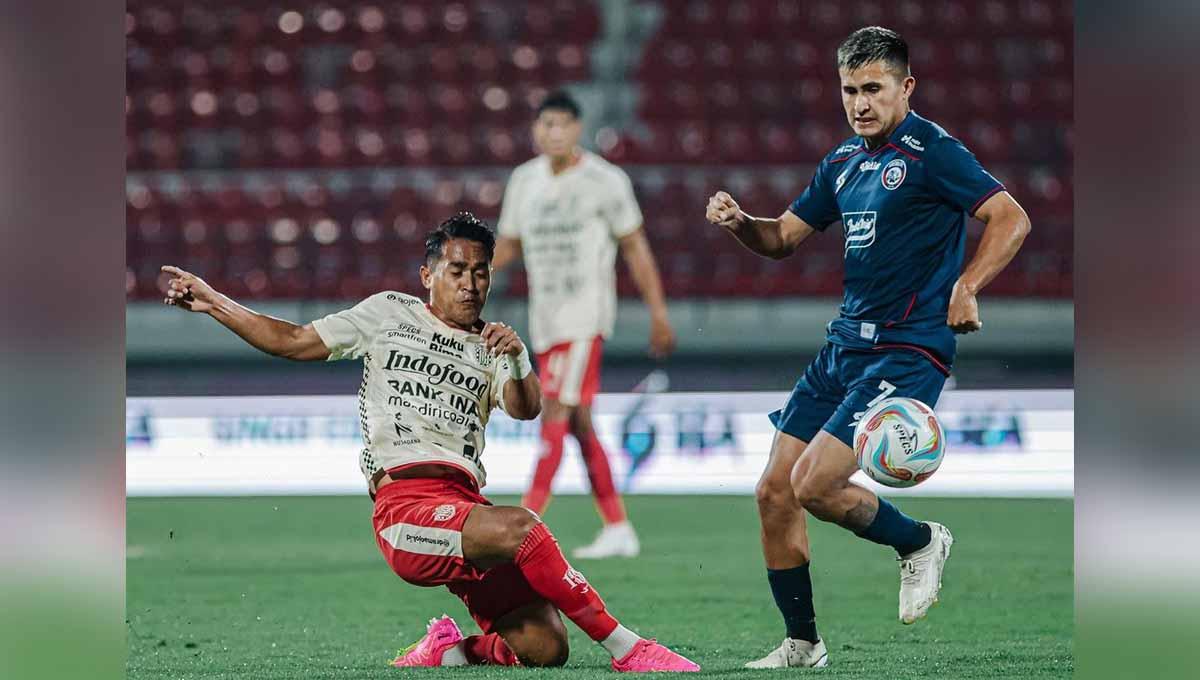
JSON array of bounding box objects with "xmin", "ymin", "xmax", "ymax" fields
[
  {"xmin": 542, "ymin": 399, "xmax": 569, "ymax": 424},
  {"xmin": 754, "ymin": 478, "xmax": 794, "ymax": 516},
  {"xmin": 498, "ymin": 508, "xmax": 541, "ymax": 557},
  {"xmin": 520, "ymin": 634, "xmax": 569, "ymax": 667},
  {"xmin": 792, "ymin": 478, "xmax": 835, "ymax": 516},
  {"xmin": 568, "ymin": 407, "xmax": 592, "ymax": 437}
]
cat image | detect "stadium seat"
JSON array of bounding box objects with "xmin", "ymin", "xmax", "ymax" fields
[{"xmin": 126, "ymin": 0, "xmax": 1070, "ymax": 301}]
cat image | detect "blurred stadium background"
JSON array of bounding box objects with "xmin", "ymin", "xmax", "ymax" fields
[
  {"xmin": 125, "ymin": 0, "xmax": 1071, "ymax": 395},
  {"xmin": 125, "ymin": 1, "xmax": 1073, "ymax": 677}
]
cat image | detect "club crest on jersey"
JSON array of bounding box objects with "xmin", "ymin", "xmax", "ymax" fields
[
  {"xmin": 432, "ymin": 504, "xmax": 457, "ymax": 522},
  {"xmin": 881, "ymin": 158, "xmax": 907, "ymax": 190},
  {"xmin": 471, "ymin": 342, "xmax": 493, "ymax": 368}
]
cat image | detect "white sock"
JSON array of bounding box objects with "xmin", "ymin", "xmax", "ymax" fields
[
  {"xmin": 440, "ymin": 641, "xmax": 468, "ymax": 666},
  {"xmin": 600, "ymin": 624, "xmax": 640, "ymax": 659}
]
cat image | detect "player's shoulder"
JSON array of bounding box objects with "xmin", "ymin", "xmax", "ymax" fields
[
  {"xmin": 508, "ymin": 155, "xmax": 545, "ymax": 181},
  {"xmin": 366, "ymin": 290, "xmax": 424, "ymax": 311},
  {"xmin": 894, "ymin": 112, "xmax": 961, "ymax": 159},
  {"xmin": 579, "ymin": 151, "xmax": 632, "ymax": 184},
  {"xmin": 825, "ymin": 135, "xmax": 866, "ymax": 165}
]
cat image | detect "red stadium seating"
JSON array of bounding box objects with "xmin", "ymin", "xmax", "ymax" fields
[{"xmin": 127, "ymin": 1, "xmax": 1071, "ymax": 300}]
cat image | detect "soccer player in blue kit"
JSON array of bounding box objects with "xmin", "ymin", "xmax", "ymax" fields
[{"xmin": 706, "ymin": 27, "xmax": 1032, "ymax": 668}]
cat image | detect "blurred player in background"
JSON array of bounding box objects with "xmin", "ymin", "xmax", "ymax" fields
[
  {"xmin": 706, "ymin": 27, "xmax": 1031, "ymax": 668},
  {"xmin": 161, "ymin": 213, "xmax": 698, "ymax": 672},
  {"xmin": 493, "ymin": 90, "xmax": 676, "ymax": 559}
]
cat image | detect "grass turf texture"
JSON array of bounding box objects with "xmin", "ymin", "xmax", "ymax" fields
[{"xmin": 128, "ymin": 495, "xmax": 1072, "ymax": 678}]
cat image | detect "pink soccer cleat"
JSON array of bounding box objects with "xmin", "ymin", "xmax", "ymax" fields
[
  {"xmin": 390, "ymin": 615, "xmax": 464, "ymax": 667},
  {"xmin": 611, "ymin": 638, "xmax": 700, "ymax": 673}
]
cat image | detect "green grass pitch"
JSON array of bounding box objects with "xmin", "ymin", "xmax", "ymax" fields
[{"xmin": 127, "ymin": 495, "xmax": 1072, "ymax": 678}]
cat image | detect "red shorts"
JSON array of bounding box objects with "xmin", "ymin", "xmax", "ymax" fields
[
  {"xmin": 372, "ymin": 474, "xmax": 542, "ymax": 633},
  {"xmin": 536, "ymin": 336, "xmax": 603, "ymax": 407}
]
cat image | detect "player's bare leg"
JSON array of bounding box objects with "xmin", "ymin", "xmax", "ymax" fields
[
  {"xmin": 746, "ymin": 431, "xmax": 827, "ymax": 668},
  {"xmin": 790, "ymin": 431, "xmax": 953, "ymax": 624},
  {"xmin": 460, "ymin": 504, "xmax": 698, "ymax": 671},
  {"xmin": 756, "ymin": 431, "xmax": 811, "ymax": 570},
  {"xmin": 489, "ymin": 600, "xmax": 569, "ymax": 667},
  {"xmin": 569, "ymin": 403, "xmax": 638, "ymax": 559}
]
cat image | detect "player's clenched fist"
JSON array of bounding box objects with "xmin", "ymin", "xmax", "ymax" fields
[
  {"xmin": 706, "ymin": 191, "xmax": 744, "ymax": 230},
  {"xmin": 947, "ymin": 280, "xmax": 983, "ymax": 334},
  {"xmin": 161, "ymin": 265, "xmax": 220, "ymax": 313},
  {"xmin": 480, "ymin": 321, "xmax": 525, "ymax": 357}
]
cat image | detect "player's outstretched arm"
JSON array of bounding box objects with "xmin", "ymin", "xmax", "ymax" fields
[
  {"xmin": 618, "ymin": 228, "xmax": 675, "ymax": 358},
  {"xmin": 705, "ymin": 191, "xmax": 815, "ymax": 260},
  {"xmin": 160, "ymin": 265, "xmax": 331, "ymax": 361},
  {"xmin": 947, "ymin": 192, "xmax": 1032, "ymax": 334},
  {"xmin": 481, "ymin": 322, "xmax": 541, "ymax": 420}
]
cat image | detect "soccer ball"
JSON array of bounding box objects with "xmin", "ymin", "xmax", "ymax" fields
[{"xmin": 853, "ymin": 397, "xmax": 946, "ymax": 488}]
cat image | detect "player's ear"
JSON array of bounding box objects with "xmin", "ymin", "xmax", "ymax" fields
[
  {"xmin": 902, "ymin": 75, "xmax": 916, "ymax": 99},
  {"xmin": 419, "ymin": 262, "xmax": 433, "ymax": 290}
]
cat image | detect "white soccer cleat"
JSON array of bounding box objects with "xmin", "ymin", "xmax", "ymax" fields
[
  {"xmin": 898, "ymin": 522, "xmax": 954, "ymax": 624},
  {"xmin": 572, "ymin": 521, "xmax": 640, "ymax": 559},
  {"xmin": 744, "ymin": 638, "xmax": 829, "ymax": 668}
]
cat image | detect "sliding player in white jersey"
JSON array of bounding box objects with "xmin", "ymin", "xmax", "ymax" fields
[
  {"xmin": 494, "ymin": 90, "xmax": 676, "ymax": 559},
  {"xmin": 160, "ymin": 213, "xmax": 698, "ymax": 672}
]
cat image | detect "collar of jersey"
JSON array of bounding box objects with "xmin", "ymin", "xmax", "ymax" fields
[
  {"xmin": 858, "ymin": 110, "xmax": 918, "ymax": 157},
  {"xmin": 422, "ymin": 303, "xmax": 483, "ymax": 339},
  {"xmin": 542, "ymin": 149, "xmax": 589, "ymax": 178}
]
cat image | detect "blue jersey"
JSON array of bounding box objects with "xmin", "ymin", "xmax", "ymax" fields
[{"xmin": 788, "ymin": 111, "xmax": 1004, "ymax": 367}]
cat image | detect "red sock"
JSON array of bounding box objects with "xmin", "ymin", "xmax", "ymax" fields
[
  {"xmin": 579, "ymin": 430, "xmax": 627, "ymax": 524},
  {"xmin": 514, "ymin": 522, "xmax": 619, "ymax": 642},
  {"xmin": 463, "ymin": 633, "xmax": 520, "ymax": 666},
  {"xmin": 523, "ymin": 420, "xmax": 567, "ymax": 514}
]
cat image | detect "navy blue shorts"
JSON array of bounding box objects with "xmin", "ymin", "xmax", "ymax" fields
[{"xmin": 769, "ymin": 343, "xmax": 949, "ymax": 449}]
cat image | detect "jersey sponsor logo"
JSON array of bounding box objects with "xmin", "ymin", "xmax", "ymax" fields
[
  {"xmin": 389, "ymin": 379, "xmax": 445, "ymax": 402},
  {"xmin": 900, "ymin": 134, "xmax": 924, "ymax": 151},
  {"xmin": 386, "ymin": 323, "xmax": 423, "ymax": 342},
  {"xmin": 382, "ymin": 350, "xmax": 488, "ymax": 399},
  {"xmin": 859, "ymin": 160, "xmax": 881, "ymax": 172},
  {"xmin": 842, "ymin": 211, "xmax": 877, "ymax": 251},
  {"xmin": 881, "ymin": 158, "xmax": 907, "ymax": 190},
  {"xmin": 386, "ymin": 293, "xmax": 420, "ymax": 306},
  {"xmin": 429, "ymin": 332, "xmax": 465, "ymax": 357},
  {"xmin": 836, "ymin": 144, "xmax": 860, "ymax": 154},
  {"xmin": 378, "ymin": 522, "xmax": 462, "ymax": 557},
  {"xmin": 432, "ymin": 504, "xmax": 457, "ymax": 522},
  {"xmin": 388, "ymin": 379, "xmax": 481, "ymax": 417}
]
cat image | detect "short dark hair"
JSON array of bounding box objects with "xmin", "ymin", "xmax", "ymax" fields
[
  {"xmin": 536, "ymin": 89, "xmax": 581, "ymax": 119},
  {"xmin": 424, "ymin": 212, "xmax": 496, "ymax": 265},
  {"xmin": 836, "ymin": 26, "xmax": 910, "ymax": 77}
]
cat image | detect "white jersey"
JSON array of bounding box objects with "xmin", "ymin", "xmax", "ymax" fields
[
  {"xmin": 497, "ymin": 151, "xmax": 643, "ymax": 353},
  {"xmin": 311, "ymin": 291, "xmax": 528, "ymax": 489}
]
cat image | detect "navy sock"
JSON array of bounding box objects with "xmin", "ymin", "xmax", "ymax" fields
[
  {"xmin": 855, "ymin": 498, "xmax": 931, "ymax": 556},
  {"xmin": 766, "ymin": 564, "xmax": 819, "ymax": 643}
]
